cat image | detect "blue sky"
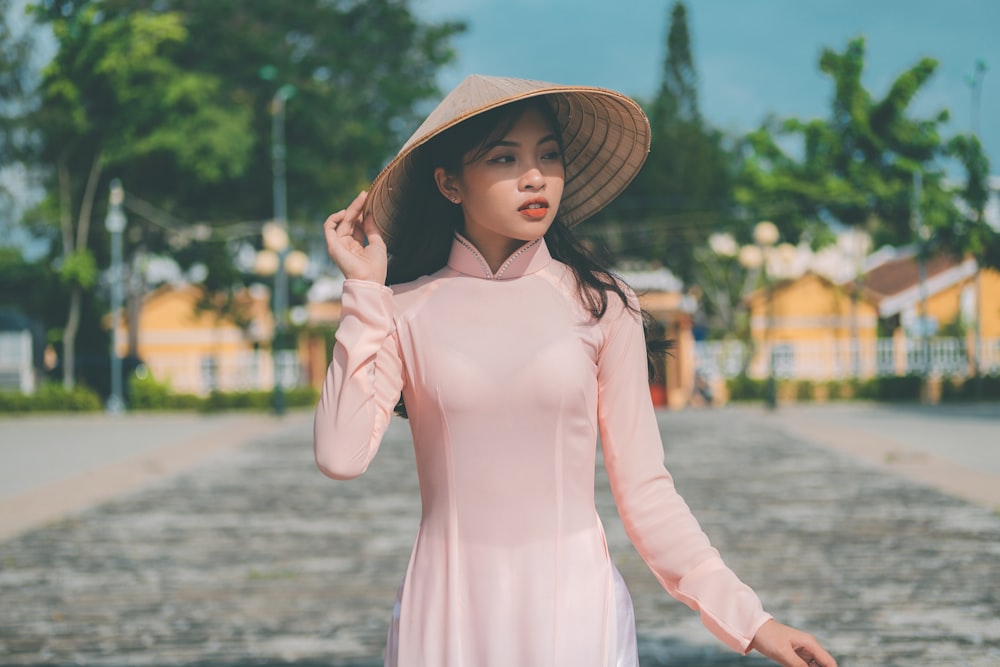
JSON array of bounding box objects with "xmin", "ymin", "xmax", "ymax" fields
[{"xmin": 413, "ymin": 0, "xmax": 1000, "ymax": 172}]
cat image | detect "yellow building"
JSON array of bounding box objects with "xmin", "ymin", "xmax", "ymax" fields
[
  {"xmin": 741, "ymin": 253, "xmax": 1000, "ymax": 380},
  {"xmin": 863, "ymin": 254, "xmax": 1000, "ymax": 339},
  {"xmin": 743, "ymin": 271, "xmax": 880, "ymax": 379},
  {"xmin": 117, "ymin": 284, "xmax": 279, "ymax": 395}
]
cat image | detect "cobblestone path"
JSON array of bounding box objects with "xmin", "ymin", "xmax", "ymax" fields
[{"xmin": 1, "ymin": 409, "xmax": 998, "ymax": 666}]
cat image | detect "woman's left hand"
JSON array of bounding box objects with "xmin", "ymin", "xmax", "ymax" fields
[{"xmin": 749, "ymin": 619, "xmax": 838, "ymax": 667}]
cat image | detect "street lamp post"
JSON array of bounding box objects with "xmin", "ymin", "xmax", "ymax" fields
[
  {"xmin": 256, "ymin": 224, "xmax": 309, "ymax": 414},
  {"xmin": 967, "ymin": 59, "xmax": 988, "ymax": 137},
  {"xmin": 268, "ymin": 82, "xmax": 295, "ymax": 416},
  {"xmin": 913, "ymin": 171, "xmax": 933, "ymax": 399},
  {"xmin": 966, "ymin": 59, "xmax": 988, "ymax": 399},
  {"xmin": 736, "ymin": 221, "xmax": 780, "ymax": 410},
  {"xmin": 105, "ymin": 179, "xmax": 127, "ymax": 414},
  {"xmin": 753, "ymin": 221, "xmax": 780, "ymax": 410}
]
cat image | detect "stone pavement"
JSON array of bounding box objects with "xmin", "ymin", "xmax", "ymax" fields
[
  {"xmin": 0, "ymin": 413, "xmax": 304, "ymax": 541},
  {"xmin": 1, "ymin": 405, "xmax": 999, "ymax": 666}
]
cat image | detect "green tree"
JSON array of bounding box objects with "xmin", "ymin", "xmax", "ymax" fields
[
  {"xmin": 109, "ymin": 0, "xmax": 464, "ymax": 361},
  {"xmin": 592, "ymin": 1, "xmax": 733, "ymax": 283},
  {"xmin": 89, "ymin": 0, "xmax": 465, "ymax": 226},
  {"xmin": 735, "ymin": 36, "xmax": 983, "ymax": 254},
  {"xmin": 0, "ymin": 0, "xmax": 37, "ymax": 221},
  {"xmin": 941, "ymin": 133, "xmax": 998, "ymax": 267},
  {"xmin": 120, "ymin": 0, "xmax": 465, "ymax": 343},
  {"xmin": 735, "ymin": 37, "xmax": 997, "ymax": 381},
  {"xmin": 27, "ymin": 2, "xmax": 255, "ymax": 389},
  {"xmin": 17, "ymin": 1, "xmax": 463, "ymax": 392},
  {"xmin": 0, "ymin": 0, "xmax": 33, "ymax": 142}
]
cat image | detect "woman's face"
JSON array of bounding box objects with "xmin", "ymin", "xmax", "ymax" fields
[{"xmin": 436, "ymin": 107, "xmax": 565, "ymax": 260}]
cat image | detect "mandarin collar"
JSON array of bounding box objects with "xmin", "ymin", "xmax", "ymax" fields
[{"xmin": 447, "ymin": 233, "xmax": 551, "ymax": 280}]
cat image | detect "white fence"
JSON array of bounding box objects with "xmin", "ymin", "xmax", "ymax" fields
[
  {"xmin": 0, "ymin": 331, "xmax": 35, "ymax": 393},
  {"xmin": 696, "ymin": 337, "xmax": 1000, "ymax": 381},
  {"xmin": 141, "ymin": 350, "xmax": 304, "ymax": 396}
]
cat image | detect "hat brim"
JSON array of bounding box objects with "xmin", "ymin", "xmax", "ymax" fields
[{"xmin": 366, "ymin": 76, "xmax": 651, "ymax": 242}]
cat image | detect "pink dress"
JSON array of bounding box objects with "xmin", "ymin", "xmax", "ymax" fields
[{"xmin": 313, "ymin": 235, "xmax": 772, "ymax": 666}]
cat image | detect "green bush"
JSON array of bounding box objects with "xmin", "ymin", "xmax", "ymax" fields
[
  {"xmin": 726, "ymin": 374, "xmax": 766, "ymax": 402},
  {"xmin": 849, "ymin": 378, "xmax": 877, "ymax": 400},
  {"xmin": 0, "ymin": 383, "xmax": 103, "ymax": 413},
  {"xmin": 202, "ymin": 390, "xmax": 268, "ymax": 412},
  {"xmin": 128, "ymin": 371, "xmax": 205, "ymax": 410},
  {"xmin": 940, "ymin": 373, "xmax": 1000, "ymax": 401},
  {"xmin": 128, "ymin": 371, "xmax": 173, "ymax": 409},
  {"xmin": 722, "ymin": 373, "xmax": 999, "ymax": 404},
  {"xmin": 940, "ymin": 376, "xmax": 964, "ymax": 402},
  {"xmin": 824, "ymin": 380, "xmax": 848, "ymax": 400},
  {"xmin": 0, "ymin": 379, "xmax": 319, "ymax": 414},
  {"xmin": 984, "ymin": 374, "xmax": 1000, "ymax": 399},
  {"xmin": 795, "ymin": 380, "xmax": 814, "ymax": 402},
  {"xmin": 200, "ymin": 386, "xmax": 319, "ymax": 413},
  {"xmin": 873, "ymin": 374, "xmax": 924, "ymax": 401},
  {"xmin": 128, "ymin": 365, "xmax": 319, "ymax": 412},
  {"xmin": 285, "ymin": 385, "xmax": 320, "ymax": 407}
]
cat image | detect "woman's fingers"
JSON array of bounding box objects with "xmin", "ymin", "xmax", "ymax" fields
[
  {"xmin": 797, "ymin": 643, "xmax": 838, "ymax": 667},
  {"xmin": 339, "ymin": 191, "xmax": 367, "ymax": 239},
  {"xmin": 321, "ymin": 191, "xmax": 387, "ymax": 283},
  {"xmin": 750, "ymin": 621, "xmax": 837, "ymax": 667},
  {"xmin": 362, "ymin": 209, "xmax": 385, "ymax": 249}
]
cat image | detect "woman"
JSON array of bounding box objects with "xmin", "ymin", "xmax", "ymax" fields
[{"xmin": 314, "ymin": 74, "xmax": 836, "ymax": 667}]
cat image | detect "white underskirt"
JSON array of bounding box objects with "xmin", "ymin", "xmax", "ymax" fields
[{"xmin": 383, "ymin": 563, "xmax": 638, "ymax": 666}]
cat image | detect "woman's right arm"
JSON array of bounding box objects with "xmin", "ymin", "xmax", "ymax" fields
[
  {"xmin": 313, "ymin": 191, "xmax": 403, "ymax": 479},
  {"xmin": 313, "ymin": 279, "xmax": 404, "ymax": 479}
]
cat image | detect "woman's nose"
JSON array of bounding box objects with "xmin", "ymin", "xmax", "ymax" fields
[{"xmin": 519, "ymin": 166, "xmax": 545, "ymax": 190}]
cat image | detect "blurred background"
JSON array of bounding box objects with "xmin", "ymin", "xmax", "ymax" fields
[
  {"xmin": 2, "ymin": 3, "xmax": 999, "ymax": 666},
  {"xmin": 1, "ymin": 0, "xmax": 998, "ymax": 412}
]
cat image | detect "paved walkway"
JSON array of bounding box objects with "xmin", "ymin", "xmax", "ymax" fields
[
  {"xmin": 0, "ymin": 412, "xmax": 307, "ymax": 541},
  {"xmin": 0, "ymin": 404, "xmax": 998, "ymax": 666},
  {"xmin": 742, "ymin": 402, "xmax": 1000, "ymax": 510}
]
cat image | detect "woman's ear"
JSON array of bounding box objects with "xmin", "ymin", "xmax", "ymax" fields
[{"xmin": 434, "ymin": 167, "xmax": 462, "ymax": 204}]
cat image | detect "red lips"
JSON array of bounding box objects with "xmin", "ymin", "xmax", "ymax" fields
[{"xmin": 518, "ymin": 197, "xmax": 549, "ymax": 219}]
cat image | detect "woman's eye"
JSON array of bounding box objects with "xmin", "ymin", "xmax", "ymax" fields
[
  {"xmin": 487, "ymin": 154, "xmax": 515, "ymax": 164},
  {"xmin": 542, "ymin": 150, "xmax": 563, "ymax": 161}
]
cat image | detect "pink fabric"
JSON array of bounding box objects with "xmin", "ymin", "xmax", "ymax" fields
[
  {"xmin": 314, "ymin": 235, "xmax": 772, "ymax": 666},
  {"xmin": 384, "ymin": 562, "xmax": 638, "ymax": 667}
]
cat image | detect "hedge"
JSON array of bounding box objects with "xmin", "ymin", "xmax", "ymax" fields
[
  {"xmin": 0, "ymin": 383, "xmax": 104, "ymax": 413},
  {"xmin": 726, "ymin": 373, "xmax": 999, "ymax": 404},
  {"xmin": 0, "ymin": 375, "xmax": 319, "ymax": 414}
]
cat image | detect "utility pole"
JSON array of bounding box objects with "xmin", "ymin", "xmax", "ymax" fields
[
  {"xmin": 105, "ymin": 179, "xmax": 127, "ymax": 414},
  {"xmin": 913, "ymin": 171, "xmax": 932, "ymax": 399},
  {"xmin": 264, "ymin": 73, "xmax": 296, "ymax": 416},
  {"xmin": 966, "ymin": 59, "xmax": 988, "ymax": 400}
]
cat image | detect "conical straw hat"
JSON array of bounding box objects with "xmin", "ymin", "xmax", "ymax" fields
[{"xmin": 366, "ymin": 74, "xmax": 650, "ymax": 241}]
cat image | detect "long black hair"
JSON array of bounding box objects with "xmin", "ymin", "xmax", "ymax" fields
[{"xmin": 384, "ymin": 98, "xmax": 671, "ymax": 411}]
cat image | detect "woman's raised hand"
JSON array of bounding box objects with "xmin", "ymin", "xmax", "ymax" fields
[{"xmin": 323, "ymin": 191, "xmax": 388, "ymax": 284}]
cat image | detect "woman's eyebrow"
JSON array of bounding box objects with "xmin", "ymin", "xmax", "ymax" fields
[{"xmin": 491, "ymin": 133, "xmax": 560, "ymax": 148}]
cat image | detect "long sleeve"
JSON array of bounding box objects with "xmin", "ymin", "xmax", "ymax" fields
[
  {"xmin": 597, "ymin": 294, "xmax": 772, "ymax": 654},
  {"xmin": 313, "ymin": 279, "xmax": 405, "ymax": 480}
]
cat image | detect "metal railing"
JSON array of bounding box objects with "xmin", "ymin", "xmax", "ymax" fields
[
  {"xmin": 696, "ymin": 337, "xmax": 1000, "ymax": 380},
  {"xmin": 0, "ymin": 331, "xmax": 35, "ymax": 393},
  {"xmin": 142, "ymin": 350, "xmax": 304, "ymax": 396}
]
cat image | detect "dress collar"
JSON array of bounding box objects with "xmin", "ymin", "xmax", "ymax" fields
[{"xmin": 447, "ymin": 233, "xmax": 551, "ymax": 280}]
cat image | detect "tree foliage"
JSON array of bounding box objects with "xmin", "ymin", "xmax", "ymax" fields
[
  {"xmin": 0, "ymin": 0, "xmax": 35, "ymax": 153},
  {"xmin": 736, "ymin": 36, "xmax": 995, "ymax": 267},
  {"xmin": 15, "ymin": 0, "xmax": 464, "ymax": 391},
  {"xmin": 0, "ymin": 0, "xmax": 38, "ymax": 226},
  {"xmin": 23, "ymin": 1, "xmax": 257, "ymax": 387},
  {"xmin": 76, "ymin": 0, "xmax": 466, "ymax": 226},
  {"xmin": 588, "ymin": 1, "xmax": 733, "ymax": 282}
]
